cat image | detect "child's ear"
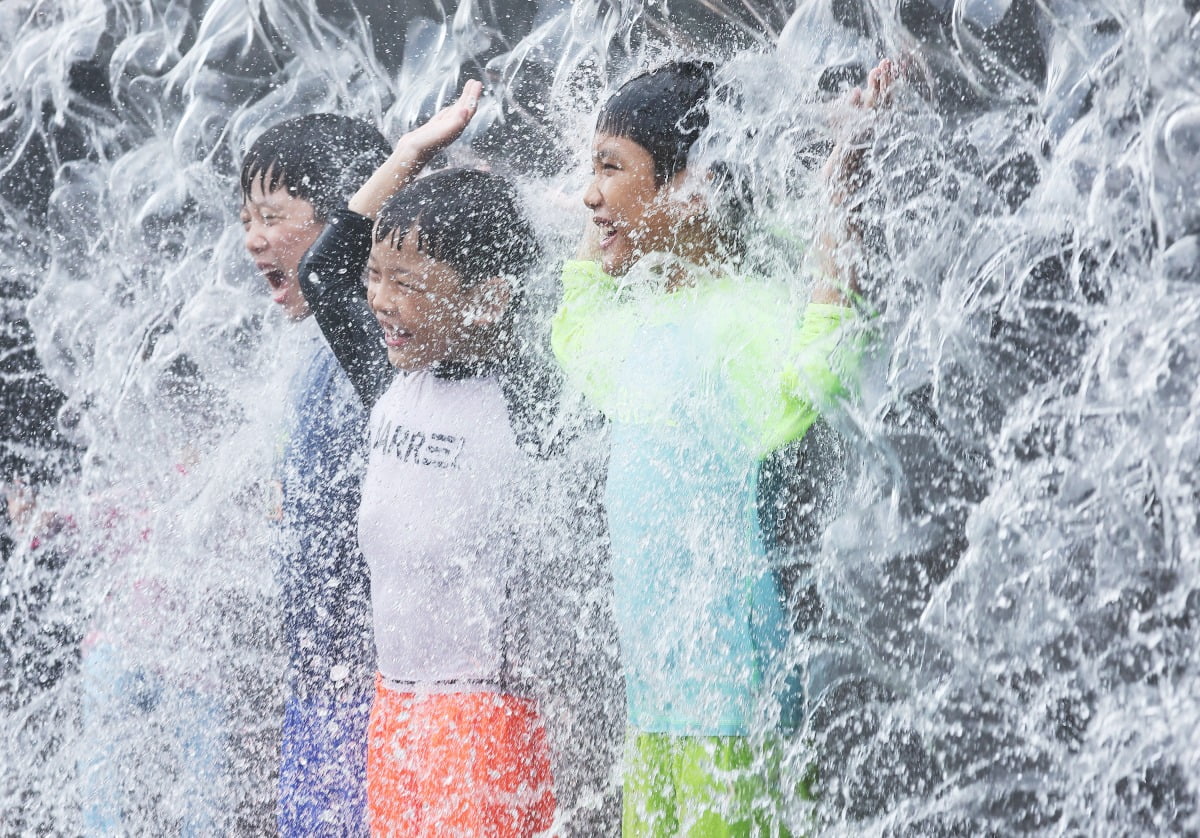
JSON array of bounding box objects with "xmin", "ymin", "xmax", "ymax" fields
[{"xmin": 465, "ymin": 275, "xmax": 512, "ymax": 327}]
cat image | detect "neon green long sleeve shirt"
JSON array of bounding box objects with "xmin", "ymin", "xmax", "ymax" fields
[{"xmin": 552, "ymin": 259, "xmax": 857, "ymax": 735}]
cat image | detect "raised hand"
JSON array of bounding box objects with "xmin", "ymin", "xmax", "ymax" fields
[
  {"xmin": 350, "ymin": 80, "xmax": 483, "ymax": 219},
  {"xmin": 825, "ymin": 58, "xmax": 902, "ymax": 207},
  {"xmin": 813, "ymin": 58, "xmax": 904, "ymax": 303},
  {"xmin": 397, "ymin": 79, "xmax": 483, "ymax": 161},
  {"xmin": 850, "ymin": 58, "xmax": 900, "ymax": 112}
]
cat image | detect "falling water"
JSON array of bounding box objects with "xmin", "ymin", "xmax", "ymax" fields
[{"xmin": 2, "ymin": 0, "xmax": 1198, "ymax": 834}]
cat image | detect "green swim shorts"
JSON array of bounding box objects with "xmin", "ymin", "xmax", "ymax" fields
[{"xmin": 621, "ymin": 730, "xmax": 816, "ymax": 838}]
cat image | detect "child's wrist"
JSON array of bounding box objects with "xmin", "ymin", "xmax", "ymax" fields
[{"xmin": 390, "ymin": 138, "xmax": 434, "ymax": 168}]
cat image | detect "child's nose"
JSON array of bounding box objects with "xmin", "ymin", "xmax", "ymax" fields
[
  {"xmin": 244, "ymin": 224, "xmax": 268, "ymax": 254},
  {"xmin": 583, "ymin": 179, "xmax": 602, "ymax": 211},
  {"xmin": 369, "ymin": 287, "xmax": 397, "ymax": 315}
]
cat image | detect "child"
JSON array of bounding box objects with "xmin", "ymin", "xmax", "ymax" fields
[
  {"xmin": 550, "ymin": 61, "xmax": 877, "ymax": 836},
  {"xmin": 296, "ymin": 82, "xmax": 556, "ymax": 836},
  {"xmin": 239, "ymin": 114, "xmax": 390, "ymax": 836}
]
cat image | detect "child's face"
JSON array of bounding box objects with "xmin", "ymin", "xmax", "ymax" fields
[
  {"xmin": 584, "ymin": 132, "xmax": 686, "ymax": 276},
  {"xmin": 366, "ymin": 226, "xmax": 500, "ymax": 372},
  {"xmin": 240, "ymin": 177, "xmax": 321, "ymax": 321}
]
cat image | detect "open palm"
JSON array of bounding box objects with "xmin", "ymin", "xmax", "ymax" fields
[{"xmin": 404, "ymin": 79, "xmax": 483, "ymax": 158}]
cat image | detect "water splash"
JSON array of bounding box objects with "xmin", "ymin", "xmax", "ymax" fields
[{"xmin": 2, "ymin": 0, "xmax": 1199, "ymax": 833}]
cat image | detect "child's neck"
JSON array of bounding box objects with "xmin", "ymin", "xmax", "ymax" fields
[
  {"xmin": 414, "ymin": 329, "xmax": 511, "ymax": 379},
  {"xmin": 663, "ymin": 211, "xmax": 732, "ymax": 291},
  {"xmin": 663, "ymin": 234, "xmax": 732, "ymax": 292},
  {"xmin": 648, "ymin": 249, "xmax": 729, "ymax": 293}
]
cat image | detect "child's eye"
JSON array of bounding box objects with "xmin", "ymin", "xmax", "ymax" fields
[{"xmin": 390, "ymin": 276, "xmax": 432, "ymax": 295}]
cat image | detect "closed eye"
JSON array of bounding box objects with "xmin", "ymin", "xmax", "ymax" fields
[
  {"xmin": 393, "ymin": 278, "xmax": 428, "ymax": 294},
  {"xmin": 370, "ymin": 267, "xmax": 426, "ymax": 294}
]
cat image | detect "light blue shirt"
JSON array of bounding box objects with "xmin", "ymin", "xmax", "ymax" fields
[{"xmin": 552, "ymin": 260, "xmax": 855, "ymax": 735}]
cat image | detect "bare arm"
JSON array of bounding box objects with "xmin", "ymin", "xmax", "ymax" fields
[
  {"xmin": 348, "ymin": 80, "xmax": 483, "ymax": 219},
  {"xmin": 813, "ymin": 58, "xmax": 901, "ymax": 305}
]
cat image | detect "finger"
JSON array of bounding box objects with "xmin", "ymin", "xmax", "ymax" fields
[
  {"xmin": 881, "ymin": 59, "xmax": 900, "ymax": 105},
  {"xmin": 872, "ymin": 71, "xmax": 888, "ymax": 107},
  {"xmin": 865, "ymin": 69, "xmax": 882, "ymax": 108},
  {"xmin": 460, "ymin": 79, "xmax": 483, "ymax": 112}
]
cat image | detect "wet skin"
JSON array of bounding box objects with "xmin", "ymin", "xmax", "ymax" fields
[
  {"xmin": 366, "ymin": 226, "xmax": 509, "ymax": 372},
  {"xmin": 584, "ymin": 133, "xmax": 695, "ymax": 278},
  {"xmin": 241, "ymin": 178, "xmax": 322, "ymax": 321}
]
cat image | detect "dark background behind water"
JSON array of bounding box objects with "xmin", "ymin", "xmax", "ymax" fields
[{"xmin": 3, "ymin": 0, "xmax": 1200, "ymax": 834}]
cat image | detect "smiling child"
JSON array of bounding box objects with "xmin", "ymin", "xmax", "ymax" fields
[
  {"xmin": 239, "ymin": 114, "xmax": 390, "ymax": 837},
  {"xmin": 551, "ymin": 60, "xmax": 872, "ymax": 837},
  {"xmin": 296, "ymin": 83, "xmax": 557, "ymax": 836}
]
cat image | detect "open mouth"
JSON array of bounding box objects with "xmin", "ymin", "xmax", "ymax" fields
[
  {"xmin": 379, "ymin": 321, "xmax": 413, "ymax": 348},
  {"xmin": 594, "ymin": 218, "xmax": 618, "ymax": 250},
  {"xmin": 262, "ymin": 268, "xmax": 287, "ymax": 291}
]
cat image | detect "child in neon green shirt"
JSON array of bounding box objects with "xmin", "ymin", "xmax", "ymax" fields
[{"xmin": 551, "ymin": 60, "xmax": 881, "ymax": 836}]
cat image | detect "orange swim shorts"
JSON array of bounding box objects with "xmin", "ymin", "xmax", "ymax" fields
[{"xmin": 367, "ymin": 678, "xmax": 556, "ymax": 837}]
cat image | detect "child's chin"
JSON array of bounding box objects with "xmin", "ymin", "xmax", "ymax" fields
[
  {"xmin": 387, "ymin": 347, "xmax": 423, "ymax": 371},
  {"xmin": 602, "ymin": 251, "xmax": 633, "ymax": 277}
]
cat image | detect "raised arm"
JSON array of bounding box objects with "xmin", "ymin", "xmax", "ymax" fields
[
  {"xmin": 708, "ymin": 282, "xmax": 860, "ymax": 458},
  {"xmin": 299, "ymin": 80, "xmax": 484, "ymax": 409},
  {"xmin": 813, "ymin": 57, "xmax": 902, "ymax": 305},
  {"xmin": 348, "ymin": 80, "xmax": 481, "ymax": 219},
  {"xmin": 787, "ymin": 301, "xmax": 859, "ymax": 410},
  {"xmin": 297, "ymin": 209, "xmax": 390, "ymax": 408}
]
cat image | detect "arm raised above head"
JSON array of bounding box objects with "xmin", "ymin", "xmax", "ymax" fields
[
  {"xmin": 299, "ymin": 80, "xmax": 485, "ymax": 409},
  {"xmin": 814, "ymin": 57, "xmax": 904, "ymax": 306},
  {"xmin": 717, "ymin": 283, "xmax": 862, "ymax": 457},
  {"xmin": 348, "ymin": 80, "xmax": 483, "ymax": 220}
]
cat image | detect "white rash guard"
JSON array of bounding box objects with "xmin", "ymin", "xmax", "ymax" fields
[{"xmin": 357, "ymin": 369, "xmax": 528, "ymax": 690}]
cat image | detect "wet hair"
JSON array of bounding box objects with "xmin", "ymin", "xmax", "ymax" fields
[
  {"xmin": 596, "ymin": 60, "xmax": 716, "ymax": 184},
  {"xmin": 374, "ymin": 168, "xmax": 550, "ymax": 427},
  {"xmin": 240, "ymin": 114, "xmax": 390, "ymax": 220},
  {"xmin": 373, "ymin": 168, "xmax": 541, "ymax": 290}
]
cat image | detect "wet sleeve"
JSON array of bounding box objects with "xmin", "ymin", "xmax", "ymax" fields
[
  {"xmin": 786, "ymin": 303, "xmax": 859, "ymax": 409},
  {"xmin": 297, "ymin": 207, "xmax": 392, "ymax": 409},
  {"xmin": 738, "ymin": 300, "xmax": 860, "ymax": 456},
  {"xmin": 549, "ymin": 259, "xmax": 630, "ymax": 413}
]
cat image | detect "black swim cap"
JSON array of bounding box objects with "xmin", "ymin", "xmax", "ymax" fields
[{"xmin": 597, "ymin": 60, "xmax": 716, "ymax": 184}]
